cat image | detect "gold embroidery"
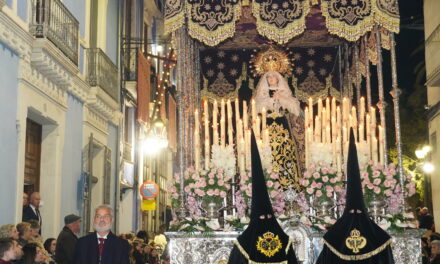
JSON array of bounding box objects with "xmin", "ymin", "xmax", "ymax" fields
[
  {"xmin": 233, "ymin": 240, "xmax": 293, "ymax": 264},
  {"xmin": 164, "ymin": 0, "xmax": 185, "ymax": 34},
  {"xmin": 323, "ymin": 238, "xmax": 392, "ymax": 261},
  {"xmin": 268, "ymin": 122, "xmax": 300, "ymax": 190},
  {"xmin": 374, "ymin": 0, "xmax": 400, "ymax": 34},
  {"xmin": 345, "ymin": 229, "xmax": 367, "ymax": 253},
  {"xmin": 187, "ymin": 0, "xmax": 241, "ymax": 46},
  {"xmin": 256, "ymin": 232, "xmax": 283, "ymax": 257},
  {"xmin": 252, "ymin": 0, "xmax": 310, "ymax": 44}
]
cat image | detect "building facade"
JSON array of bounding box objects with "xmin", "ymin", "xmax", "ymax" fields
[
  {"xmin": 0, "ymin": 0, "xmax": 125, "ymax": 238},
  {"xmin": 424, "ymin": 0, "xmax": 440, "ymax": 226}
]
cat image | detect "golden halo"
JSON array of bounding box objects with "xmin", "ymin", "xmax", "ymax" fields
[{"xmin": 252, "ymin": 46, "xmax": 292, "ymax": 75}]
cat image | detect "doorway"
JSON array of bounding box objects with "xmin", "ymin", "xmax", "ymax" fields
[{"xmin": 24, "ymin": 118, "xmax": 42, "ymax": 196}]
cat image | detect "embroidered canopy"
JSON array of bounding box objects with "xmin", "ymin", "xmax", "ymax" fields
[{"xmin": 165, "ymin": 0, "xmax": 399, "ymax": 46}]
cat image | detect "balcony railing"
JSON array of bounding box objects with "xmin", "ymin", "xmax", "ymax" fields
[
  {"xmin": 30, "ymin": 0, "xmax": 79, "ymax": 65},
  {"xmin": 86, "ymin": 48, "xmax": 119, "ymax": 102},
  {"xmin": 122, "ymin": 47, "xmax": 139, "ymax": 82}
]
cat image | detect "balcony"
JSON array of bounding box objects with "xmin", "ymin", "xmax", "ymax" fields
[
  {"xmin": 30, "ymin": 0, "xmax": 79, "ymax": 65},
  {"xmin": 426, "ymin": 24, "xmax": 440, "ymax": 87},
  {"xmin": 86, "ymin": 48, "xmax": 119, "ymax": 102}
]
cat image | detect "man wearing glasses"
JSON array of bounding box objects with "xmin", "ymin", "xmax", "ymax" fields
[{"xmin": 73, "ymin": 205, "xmax": 129, "ymax": 264}]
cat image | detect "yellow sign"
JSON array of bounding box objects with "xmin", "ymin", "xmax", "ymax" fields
[{"xmin": 141, "ymin": 200, "xmax": 156, "ymax": 211}]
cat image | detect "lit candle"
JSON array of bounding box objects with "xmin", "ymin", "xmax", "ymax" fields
[
  {"xmin": 366, "ymin": 113, "xmax": 371, "ymax": 159},
  {"xmin": 360, "ymin": 97, "xmax": 365, "ymax": 125},
  {"xmin": 331, "ymin": 116, "xmax": 337, "ymax": 144},
  {"xmin": 351, "ymin": 106, "xmax": 357, "ymax": 140},
  {"xmin": 372, "ymin": 137, "xmax": 378, "ymax": 164},
  {"xmin": 322, "ymin": 108, "xmax": 327, "ymax": 138},
  {"xmin": 379, "ymin": 125, "xmax": 384, "ymax": 165},
  {"xmin": 331, "ymin": 97, "xmax": 336, "ymax": 124},
  {"xmin": 263, "ymin": 129, "xmax": 269, "ymax": 147},
  {"xmin": 205, "ymin": 139, "xmax": 210, "ymax": 169},
  {"xmin": 227, "ymin": 100, "xmax": 233, "ymax": 146},
  {"xmin": 336, "ymin": 106, "xmax": 341, "ymax": 140},
  {"xmin": 221, "ymin": 100, "xmax": 226, "ymax": 147},
  {"xmin": 252, "ymin": 99, "xmax": 257, "ymax": 122},
  {"xmin": 326, "ymin": 97, "xmax": 331, "ymax": 124},
  {"xmin": 194, "ymin": 129, "xmax": 200, "ymax": 171},
  {"xmin": 326, "ymin": 125, "xmax": 331, "ymax": 145},
  {"xmin": 262, "ymin": 107, "xmax": 267, "ymax": 130},
  {"xmin": 305, "ymin": 127, "xmax": 309, "ymax": 168},
  {"xmin": 359, "ymin": 124, "xmax": 364, "ymax": 142},
  {"xmin": 336, "ymin": 137, "xmax": 341, "ymax": 172},
  {"xmin": 235, "ymin": 98, "xmax": 240, "ymax": 121},
  {"xmin": 255, "ymin": 117, "xmax": 261, "ymax": 139},
  {"xmin": 204, "ymin": 100, "xmax": 210, "ymax": 169},
  {"xmin": 243, "ymin": 101, "xmax": 248, "ymax": 130},
  {"xmin": 304, "ymin": 107, "xmax": 309, "ymax": 129},
  {"xmin": 316, "ymin": 116, "xmax": 321, "ymax": 143},
  {"xmin": 342, "ymin": 126, "xmax": 347, "ymax": 145},
  {"xmin": 318, "ymin": 98, "xmax": 323, "ymax": 121},
  {"xmin": 239, "ymin": 138, "xmax": 245, "ymax": 174},
  {"xmin": 308, "ymin": 97, "xmax": 314, "ymax": 133},
  {"xmin": 245, "ymin": 130, "xmax": 251, "ymax": 169},
  {"xmin": 213, "ymin": 100, "xmax": 218, "ymax": 145}
]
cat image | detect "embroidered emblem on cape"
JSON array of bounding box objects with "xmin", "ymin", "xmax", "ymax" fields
[
  {"xmin": 256, "ymin": 232, "xmax": 283, "ymax": 257},
  {"xmin": 345, "ymin": 229, "xmax": 367, "ymax": 253}
]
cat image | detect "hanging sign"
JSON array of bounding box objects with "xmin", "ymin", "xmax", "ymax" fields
[
  {"xmin": 139, "ymin": 181, "xmax": 159, "ymax": 200},
  {"xmin": 141, "ymin": 200, "xmax": 156, "ymax": 211}
]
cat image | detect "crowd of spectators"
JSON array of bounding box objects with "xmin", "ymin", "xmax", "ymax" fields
[{"xmin": 0, "ymin": 192, "xmax": 170, "ymax": 264}]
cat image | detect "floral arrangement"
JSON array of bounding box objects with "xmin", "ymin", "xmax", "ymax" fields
[
  {"xmin": 300, "ymin": 162, "xmax": 344, "ymax": 203},
  {"xmin": 236, "ymin": 167, "xmax": 285, "ymax": 216},
  {"xmin": 360, "ymin": 162, "xmax": 416, "ymax": 213}
]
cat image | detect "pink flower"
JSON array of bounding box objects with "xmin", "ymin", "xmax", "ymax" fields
[
  {"xmin": 326, "ymin": 192, "xmax": 333, "ymax": 198},
  {"xmin": 313, "ymin": 172, "xmax": 320, "ymax": 179},
  {"xmin": 322, "ymin": 176, "xmax": 329, "ymax": 182},
  {"xmin": 330, "ymin": 178, "xmax": 337, "ymax": 184},
  {"xmin": 311, "ymin": 181, "xmax": 317, "ymax": 188},
  {"xmin": 172, "ymin": 193, "xmax": 179, "ymax": 199},
  {"xmin": 184, "ymin": 174, "xmax": 190, "ymax": 180},
  {"xmin": 274, "ymin": 182, "xmax": 281, "ymax": 189},
  {"xmin": 334, "ymin": 186, "xmax": 342, "ymax": 193},
  {"xmin": 270, "ymin": 190, "xmax": 278, "ymax": 197},
  {"xmin": 220, "ymin": 191, "xmax": 227, "ymax": 198},
  {"xmin": 373, "ymin": 171, "xmax": 380, "ymax": 178},
  {"xmin": 307, "ymin": 188, "xmax": 314, "ymax": 194},
  {"xmin": 328, "ymin": 168, "xmax": 336, "ymax": 174},
  {"xmin": 373, "ymin": 178, "xmax": 381, "ymax": 185},
  {"xmin": 301, "ymin": 179, "xmax": 310, "ymax": 186},
  {"xmin": 207, "ymin": 190, "xmax": 214, "ymax": 196},
  {"xmin": 383, "ymin": 180, "xmax": 391, "ymax": 188},
  {"xmin": 326, "ymin": 186, "xmax": 334, "ymax": 192},
  {"xmin": 374, "ymin": 187, "xmax": 381, "ymax": 194},
  {"xmin": 367, "ymin": 183, "xmax": 374, "ymax": 190},
  {"xmin": 214, "ymin": 189, "xmax": 220, "ymax": 195},
  {"xmin": 208, "ymin": 179, "xmax": 215, "ymax": 185},
  {"xmin": 199, "ymin": 181, "xmax": 207, "ymax": 188},
  {"xmin": 303, "ymin": 172, "xmax": 311, "ymax": 178},
  {"xmin": 218, "ymin": 180, "xmax": 224, "ymax": 186},
  {"xmin": 384, "ymin": 189, "xmax": 392, "ymax": 197},
  {"xmin": 316, "ymin": 182, "xmax": 323, "ymax": 189},
  {"xmin": 270, "ymin": 173, "xmax": 278, "ymax": 180},
  {"xmin": 322, "ymin": 168, "xmax": 329, "ymax": 174},
  {"xmin": 316, "ymin": 190, "xmax": 323, "ymax": 197},
  {"xmin": 184, "ymin": 186, "xmax": 191, "ymax": 192},
  {"xmin": 361, "ymin": 172, "xmax": 369, "ymax": 179},
  {"xmin": 208, "ymin": 173, "xmax": 215, "ymax": 179},
  {"xmin": 170, "ymin": 186, "xmax": 177, "ymax": 193},
  {"xmin": 267, "ymin": 181, "xmax": 274, "ymax": 188}
]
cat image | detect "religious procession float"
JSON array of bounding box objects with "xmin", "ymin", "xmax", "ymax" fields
[{"xmin": 164, "ymin": 0, "xmax": 422, "ymax": 263}]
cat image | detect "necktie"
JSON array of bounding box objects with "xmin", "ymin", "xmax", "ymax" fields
[{"xmin": 98, "ymin": 238, "xmax": 105, "ymax": 258}]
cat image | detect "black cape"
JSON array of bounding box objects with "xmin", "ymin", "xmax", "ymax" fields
[
  {"xmin": 228, "ymin": 133, "xmax": 298, "ymax": 264},
  {"xmin": 317, "ymin": 130, "xmax": 394, "ymax": 263}
]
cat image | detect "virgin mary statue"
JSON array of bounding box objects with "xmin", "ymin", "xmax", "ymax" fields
[{"xmin": 254, "ymin": 70, "xmax": 302, "ymax": 189}]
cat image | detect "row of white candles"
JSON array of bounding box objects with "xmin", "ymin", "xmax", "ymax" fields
[
  {"xmin": 305, "ymin": 97, "xmax": 385, "ymax": 171},
  {"xmin": 194, "ymin": 98, "xmax": 269, "ymax": 172},
  {"xmin": 194, "ymin": 96, "xmax": 385, "ymax": 173}
]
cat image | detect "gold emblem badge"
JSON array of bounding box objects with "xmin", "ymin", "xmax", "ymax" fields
[
  {"xmin": 256, "ymin": 232, "xmax": 283, "ymax": 257},
  {"xmin": 345, "ymin": 229, "xmax": 367, "ymax": 253}
]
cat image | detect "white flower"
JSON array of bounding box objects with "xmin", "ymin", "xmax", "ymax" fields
[
  {"xmin": 211, "ymin": 144, "xmax": 236, "ymax": 179},
  {"xmin": 395, "ymin": 219, "xmax": 408, "ymax": 228},
  {"xmin": 178, "ymin": 224, "xmax": 190, "ymax": 231},
  {"xmin": 206, "ymin": 219, "xmax": 221, "ymax": 230},
  {"xmin": 378, "ymin": 219, "xmax": 391, "ymax": 230},
  {"xmin": 240, "ymin": 216, "xmax": 250, "ymax": 224}
]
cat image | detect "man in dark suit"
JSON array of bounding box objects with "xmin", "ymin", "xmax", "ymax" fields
[
  {"xmin": 73, "ymin": 205, "xmax": 129, "ymax": 264},
  {"xmin": 22, "ymin": 192, "xmax": 42, "ymax": 234},
  {"xmin": 56, "ymin": 214, "xmax": 81, "ymax": 264}
]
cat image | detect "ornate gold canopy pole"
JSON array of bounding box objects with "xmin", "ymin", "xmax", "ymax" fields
[
  {"xmin": 390, "ymin": 33, "xmax": 406, "ymax": 208},
  {"xmin": 173, "ymin": 25, "xmax": 200, "ymax": 217},
  {"xmin": 375, "ymin": 28, "xmax": 388, "ymax": 164}
]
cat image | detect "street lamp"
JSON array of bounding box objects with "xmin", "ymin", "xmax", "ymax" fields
[
  {"xmin": 143, "ymin": 117, "xmax": 168, "ymax": 155},
  {"xmin": 415, "ymin": 145, "xmax": 434, "ymax": 212}
]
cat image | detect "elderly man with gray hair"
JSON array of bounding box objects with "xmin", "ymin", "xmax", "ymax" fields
[{"xmin": 73, "ymin": 205, "xmax": 128, "ymax": 264}]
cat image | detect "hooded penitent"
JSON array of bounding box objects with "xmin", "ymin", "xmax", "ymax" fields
[
  {"xmin": 317, "ymin": 129, "xmax": 394, "ymax": 263},
  {"xmin": 228, "ymin": 133, "xmax": 298, "ymax": 264}
]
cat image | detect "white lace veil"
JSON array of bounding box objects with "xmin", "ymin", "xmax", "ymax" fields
[{"xmin": 253, "ymin": 71, "xmax": 300, "ymax": 116}]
